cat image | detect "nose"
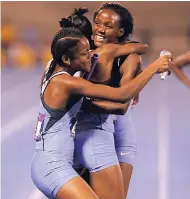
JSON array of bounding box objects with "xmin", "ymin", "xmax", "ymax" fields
[{"xmin": 96, "ymin": 24, "xmax": 105, "ymax": 34}]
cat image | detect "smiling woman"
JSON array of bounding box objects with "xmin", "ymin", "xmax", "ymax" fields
[
  {"xmin": 93, "ymin": 9, "xmax": 123, "ymax": 46},
  {"xmin": 55, "ymin": 4, "xmax": 173, "ymax": 199},
  {"xmin": 30, "ymin": 26, "xmax": 172, "ymax": 199},
  {"xmin": 74, "ymin": 4, "xmax": 143, "ymax": 199},
  {"xmin": 93, "ymin": 4, "xmax": 133, "ymax": 46}
]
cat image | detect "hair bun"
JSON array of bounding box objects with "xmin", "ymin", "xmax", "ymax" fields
[
  {"xmin": 59, "ymin": 18, "xmax": 72, "ymax": 28},
  {"xmin": 72, "ymin": 7, "xmax": 88, "ymax": 16}
]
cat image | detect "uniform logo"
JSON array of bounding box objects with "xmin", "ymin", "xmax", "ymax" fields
[
  {"xmin": 120, "ymin": 152, "xmax": 131, "ymax": 156},
  {"xmin": 34, "ymin": 113, "xmax": 45, "ymax": 141}
]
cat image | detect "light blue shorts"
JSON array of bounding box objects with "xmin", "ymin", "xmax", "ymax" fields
[
  {"xmin": 74, "ymin": 128, "xmax": 119, "ymax": 172},
  {"xmin": 73, "ymin": 106, "xmax": 137, "ymax": 172},
  {"xmin": 31, "ymin": 130, "xmax": 78, "ymax": 199},
  {"xmin": 114, "ymin": 109, "xmax": 137, "ymax": 166}
]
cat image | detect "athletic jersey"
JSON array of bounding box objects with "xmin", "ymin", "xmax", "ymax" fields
[
  {"xmin": 34, "ymin": 66, "xmax": 83, "ymax": 150},
  {"xmin": 31, "ymin": 64, "xmax": 83, "ymax": 198}
]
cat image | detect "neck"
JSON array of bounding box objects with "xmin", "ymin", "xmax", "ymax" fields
[
  {"xmin": 94, "ymin": 40, "xmax": 120, "ymax": 49},
  {"xmin": 113, "ymin": 40, "xmax": 119, "ymax": 44},
  {"xmin": 54, "ymin": 64, "xmax": 75, "ymax": 75}
]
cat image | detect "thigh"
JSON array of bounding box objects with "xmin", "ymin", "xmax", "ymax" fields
[
  {"xmin": 74, "ymin": 129, "xmax": 119, "ymax": 172},
  {"xmin": 120, "ymin": 162, "xmax": 133, "ymax": 198},
  {"xmin": 74, "ymin": 167, "xmax": 90, "ymax": 185},
  {"xmin": 114, "ymin": 114, "xmax": 137, "ymax": 166},
  {"xmin": 114, "ymin": 113, "xmax": 137, "ymax": 198},
  {"xmin": 56, "ymin": 176, "xmax": 99, "ymax": 199},
  {"xmin": 90, "ymin": 164, "xmax": 124, "ymax": 199},
  {"xmin": 31, "ymin": 148, "xmax": 78, "ymax": 198},
  {"xmin": 74, "ymin": 129, "xmax": 124, "ymax": 199}
]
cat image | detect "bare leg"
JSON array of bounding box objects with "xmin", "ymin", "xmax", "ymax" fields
[
  {"xmin": 56, "ymin": 176, "xmax": 99, "ymax": 199},
  {"xmin": 120, "ymin": 163, "xmax": 133, "ymax": 198},
  {"xmin": 75, "ymin": 168, "xmax": 90, "ymax": 184},
  {"xmin": 90, "ymin": 164, "xmax": 124, "ymax": 199}
]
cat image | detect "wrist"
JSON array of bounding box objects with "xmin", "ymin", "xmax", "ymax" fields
[{"xmin": 145, "ymin": 63, "xmax": 158, "ymax": 75}]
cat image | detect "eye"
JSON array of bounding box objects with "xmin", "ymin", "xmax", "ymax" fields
[
  {"xmin": 81, "ymin": 50, "xmax": 88, "ymax": 56},
  {"xmin": 105, "ymin": 24, "xmax": 113, "ymax": 28},
  {"xmin": 94, "ymin": 19, "xmax": 100, "ymax": 25}
]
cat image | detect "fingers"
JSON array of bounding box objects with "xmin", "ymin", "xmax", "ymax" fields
[
  {"xmin": 167, "ymin": 54, "xmax": 173, "ymax": 61},
  {"xmin": 156, "ymin": 55, "xmax": 173, "ymax": 75},
  {"xmin": 132, "ymin": 94, "xmax": 139, "ymax": 105},
  {"xmin": 162, "ymin": 55, "xmax": 172, "ymax": 63},
  {"xmin": 166, "ymin": 59, "xmax": 173, "ymax": 75},
  {"xmin": 162, "ymin": 55, "xmax": 173, "ymax": 66},
  {"xmin": 166, "ymin": 54, "xmax": 173, "ymax": 60}
]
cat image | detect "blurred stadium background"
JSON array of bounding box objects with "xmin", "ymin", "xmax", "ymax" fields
[{"xmin": 1, "ymin": 1, "xmax": 190, "ymax": 199}]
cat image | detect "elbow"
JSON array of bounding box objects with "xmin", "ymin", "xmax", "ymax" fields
[
  {"xmin": 139, "ymin": 44, "xmax": 149, "ymax": 54},
  {"xmin": 119, "ymin": 89, "xmax": 133, "ymax": 104},
  {"xmin": 120, "ymin": 95, "xmax": 132, "ymax": 104},
  {"xmin": 141, "ymin": 44, "xmax": 149, "ymax": 54}
]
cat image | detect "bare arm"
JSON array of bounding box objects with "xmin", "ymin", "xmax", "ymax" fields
[
  {"xmin": 97, "ymin": 43, "xmax": 148, "ymax": 58},
  {"xmin": 92, "ymin": 54, "xmax": 141, "ymax": 114},
  {"xmin": 65, "ymin": 55, "xmax": 171, "ymax": 103},
  {"xmin": 173, "ymin": 51, "xmax": 190, "ymax": 87}
]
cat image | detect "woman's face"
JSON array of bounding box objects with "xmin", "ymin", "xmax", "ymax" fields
[
  {"xmin": 93, "ymin": 9, "xmax": 123, "ymax": 47},
  {"xmin": 71, "ymin": 36, "xmax": 92, "ymax": 73}
]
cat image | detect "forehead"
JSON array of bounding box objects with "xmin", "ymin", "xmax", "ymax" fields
[
  {"xmin": 77, "ymin": 37, "xmax": 90, "ymax": 50},
  {"xmin": 95, "ymin": 9, "xmax": 120, "ymax": 24}
]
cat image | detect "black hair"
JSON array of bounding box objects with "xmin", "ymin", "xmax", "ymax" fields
[
  {"xmin": 93, "ymin": 2, "xmax": 133, "ymax": 42},
  {"xmin": 46, "ymin": 27, "xmax": 83, "ymax": 80},
  {"xmin": 59, "ymin": 7, "xmax": 93, "ymax": 48}
]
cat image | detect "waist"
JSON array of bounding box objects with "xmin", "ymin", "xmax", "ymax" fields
[
  {"xmin": 74, "ymin": 110, "xmax": 115, "ymax": 132},
  {"xmin": 36, "ymin": 126, "xmax": 74, "ymax": 150}
]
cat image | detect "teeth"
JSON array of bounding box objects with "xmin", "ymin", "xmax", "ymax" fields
[{"xmin": 96, "ymin": 35, "xmax": 104, "ymax": 41}]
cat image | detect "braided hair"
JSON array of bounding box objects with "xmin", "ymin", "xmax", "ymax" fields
[{"xmin": 46, "ymin": 27, "xmax": 83, "ymax": 80}]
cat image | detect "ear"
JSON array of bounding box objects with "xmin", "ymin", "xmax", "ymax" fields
[
  {"xmin": 62, "ymin": 55, "xmax": 70, "ymax": 66},
  {"xmin": 118, "ymin": 28, "xmax": 124, "ymax": 37}
]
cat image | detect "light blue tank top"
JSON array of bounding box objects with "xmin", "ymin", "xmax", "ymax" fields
[{"xmin": 34, "ymin": 67, "xmax": 83, "ymax": 150}]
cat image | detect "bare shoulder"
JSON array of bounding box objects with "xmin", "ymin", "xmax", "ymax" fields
[
  {"xmin": 120, "ymin": 53, "xmax": 142, "ymax": 75},
  {"xmin": 50, "ymin": 74, "xmax": 75, "ymax": 91},
  {"xmin": 94, "ymin": 43, "xmax": 119, "ymax": 54},
  {"xmin": 126, "ymin": 53, "xmax": 142, "ymax": 64},
  {"xmin": 51, "ymin": 74, "xmax": 81, "ymax": 87}
]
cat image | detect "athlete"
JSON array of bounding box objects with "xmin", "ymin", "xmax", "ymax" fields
[
  {"xmin": 58, "ymin": 4, "xmax": 173, "ymax": 199},
  {"xmin": 31, "ymin": 26, "xmax": 172, "ymax": 199}
]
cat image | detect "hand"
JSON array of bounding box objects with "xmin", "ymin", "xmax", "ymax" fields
[
  {"xmin": 152, "ymin": 55, "xmax": 173, "ymax": 74},
  {"xmin": 132, "ymin": 93, "xmax": 139, "ymax": 105}
]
